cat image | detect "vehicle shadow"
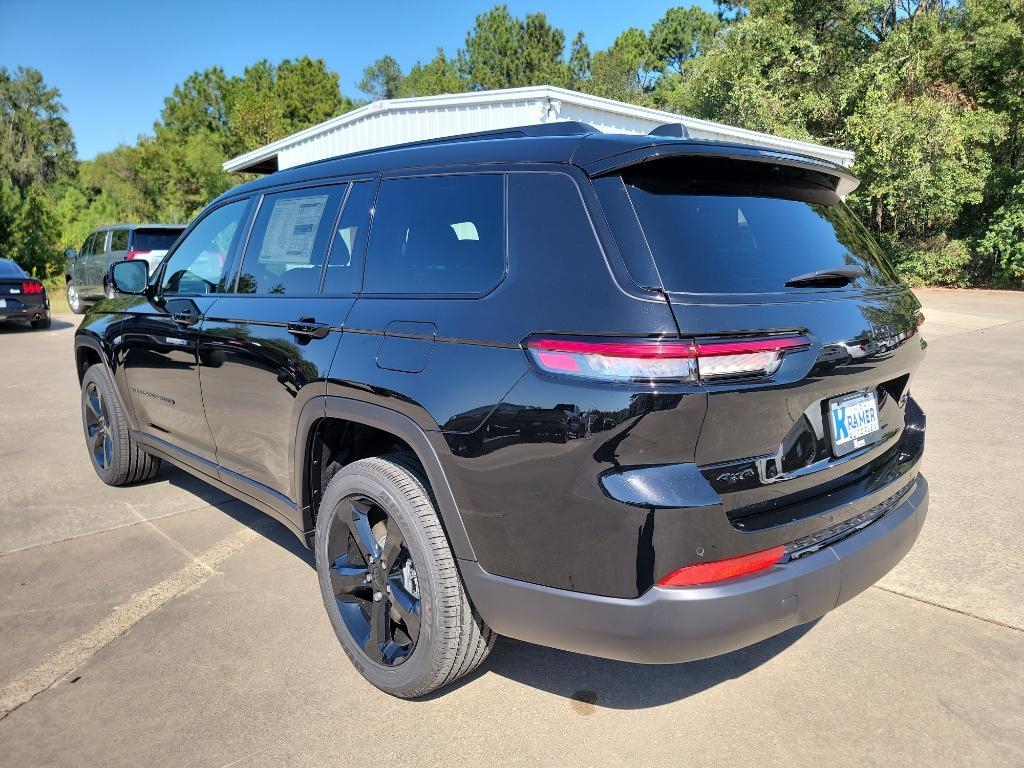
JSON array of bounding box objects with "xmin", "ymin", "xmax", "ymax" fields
[
  {"xmin": 0, "ymin": 317, "xmax": 76, "ymax": 333},
  {"xmin": 465, "ymin": 621, "xmax": 818, "ymax": 709},
  {"xmin": 160, "ymin": 463, "xmax": 816, "ymax": 709},
  {"xmin": 162, "ymin": 465, "xmax": 314, "ymax": 565}
]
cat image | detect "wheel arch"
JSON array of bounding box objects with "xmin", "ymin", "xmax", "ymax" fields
[
  {"xmin": 74, "ymin": 335, "xmax": 108, "ymax": 384},
  {"xmin": 295, "ymin": 396, "xmax": 477, "ymax": 562}
]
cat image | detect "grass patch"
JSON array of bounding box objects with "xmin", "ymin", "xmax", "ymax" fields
[{"xmin": 43, "ymin": 277, "xmax": 71, "ymax": 315}]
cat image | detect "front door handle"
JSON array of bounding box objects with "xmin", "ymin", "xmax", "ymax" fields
[{"xmin": 287, "ymin": 317, "xmax": 330, "ymax": 340}]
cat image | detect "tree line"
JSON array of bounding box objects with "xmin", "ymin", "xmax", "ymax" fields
[{"xmin": 1, "ymin": 1, "xmax": 1022, "ymax": 287}]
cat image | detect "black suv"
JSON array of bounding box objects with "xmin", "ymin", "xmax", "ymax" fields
[{"xmin": 74, "ymin": 123, "xmax": 928, "ymax": 698}]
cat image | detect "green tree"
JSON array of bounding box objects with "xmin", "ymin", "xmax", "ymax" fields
[
  {"xmin": 650, "ymin": 6, "xmax": 723, "ymax": 73},
  {"xmin": 460, "ymin": 5, "xmax": 580, "ymax": 89},
  {"xmin": 8, "ymin": 184, "xmax": 62, "ymax": 276},
  {"xmin": 359, "ymin": 55, "xmax": 405, "ymax": 100},
  {"xmin": 586, "ymin": 28, "xmax": 659, "ymax": 103},
  {"xmin": 0, "ymin": 66, "xmax": 77, "ymax": 191},
  {"xmin": 400, "ymin": 49, "xmax": 468, "ymax": 96}
]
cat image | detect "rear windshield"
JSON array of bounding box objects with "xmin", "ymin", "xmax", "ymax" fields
[
  {"xmin": 616, "ymin": 160, "xmax": 899, "ymax": 294},
  {"xmin": 132, "ymin": 228, "xmax": 183, "ymax": 251},
  {"xmin": 0, "ymin": 259, "xmax": 25, "ymax": 277}
]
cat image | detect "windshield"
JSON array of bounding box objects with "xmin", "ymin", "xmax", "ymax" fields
[
  {"xmin": 616, "ymin": 161, "xmax": 899, "ymax": 294},
  {"xmin": 132, "ymin": 228, "xmax": 183, "ymax": 251}
]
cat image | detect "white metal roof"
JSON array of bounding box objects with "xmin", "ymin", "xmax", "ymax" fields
[{"xmin": 223, "ymin": 85, "xmax": 854, "ymax": 174}]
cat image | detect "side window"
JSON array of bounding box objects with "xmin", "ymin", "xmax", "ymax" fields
[
  {"xmin": 94, "ymin": 231, "xmax": 109, "ymax": 253},
  {"xmin": 322, "ymin": 180, "xmax": 376, "ymax": 295},
  {"xmin": 235, "ymin": 186, "xmax": 343, "ymax": 295},
  {"xmin": 110, "ymin": 229, "xmax": 129, "ymax": 251},
  {"xmin": 81, "ymin": 233, "xmax": 97, "ymax": 256},
  {"xmin": 161, "ymin": 200, "xmax": 249, "ymax": 295},
  {"xmin": 363, "ymin": 174, "xmax": 504, "ymax": 294}
]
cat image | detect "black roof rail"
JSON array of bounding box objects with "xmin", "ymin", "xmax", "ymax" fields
[
  {"xmin": 649, "ymin": 123, "xmax": 690, "ymax": 139},
  {"xmin": 282, "ymin": 121, "xmax": 599, "ymax": 173}
]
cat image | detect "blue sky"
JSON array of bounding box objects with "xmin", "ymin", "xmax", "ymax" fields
[{"xmin": 0, "ymin": 0, "xmax": 716, "ymax": 160}]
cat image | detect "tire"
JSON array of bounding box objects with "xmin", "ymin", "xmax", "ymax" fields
[
  {"xmin": 31, "ymin": 314, "xmax": 51, "ymax": 329},
  {"xmin": 66, "ymin": 280, "xmax": 86, "ymax": 314},
  {"xmin": 80, "ymin": 364, "xmax": 161, "ymax": 486},
  {"xmin": 315, "ymin": 453, "xmax": 494, "ymax": 698}
]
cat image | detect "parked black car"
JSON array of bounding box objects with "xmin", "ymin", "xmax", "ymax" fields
[
  {"xmin": 74, "ymin": 122, "xmax": 928, "ymax": 698},
  {"xmin": 0, "ymin": 258, "xmax": 50, "ymax": 329},
  {"xmin": 65, "ymin": 224, "xmax": 184, "ymax": 313}
]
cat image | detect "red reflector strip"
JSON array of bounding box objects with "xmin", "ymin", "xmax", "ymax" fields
[{"xmin": 657, "ymin": 546, "xmax": 785, "ymax": 587}]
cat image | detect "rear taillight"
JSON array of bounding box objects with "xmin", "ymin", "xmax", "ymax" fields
[
  {"xmin": 525, "ymin": 335, "xmax": 808, "ymax": 383},
  {"xmin": 21, "ymin": 281, "xmax": 43, "ymax": 295},
  {"xmin": 527, "ymin": 337, "xmax": 698, "ymax": 382},
  {"xmin": 658, "ymin": 546, "xmax": 785, "ymax": 587},
  {"xmin": 124, "ymin": 250, "xmax": 151, "ymax": 260}
]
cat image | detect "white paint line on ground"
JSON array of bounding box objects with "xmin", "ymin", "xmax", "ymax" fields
[
  {"xmin": 121, "ymin": 499, "xmax": 208, "ymax": 568},
  {"xmin": 0, "ymin": 527, "xmax": 258, "ymax": 721}
]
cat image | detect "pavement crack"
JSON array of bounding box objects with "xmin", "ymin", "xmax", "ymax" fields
[
  {"xmin": 0, "ymin": 527, "xmax": 258, "ymax": 722},
  {"xmin": 872, "ymin": 585, "xmax": 1022, "ymax": 632}
]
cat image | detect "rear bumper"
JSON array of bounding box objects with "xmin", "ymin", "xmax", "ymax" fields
[
  {"xmin": 0, "ymin": 303, "xmax": 48, "ymax": 321},
  {"xmin": 461, "ymin": 474, "xmax": 928, "ymax": 664}
]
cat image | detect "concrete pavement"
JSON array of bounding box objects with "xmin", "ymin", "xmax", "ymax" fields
[{"xmin": 0, "ymin": 290, "xmax": 1021, "ymax": 767}]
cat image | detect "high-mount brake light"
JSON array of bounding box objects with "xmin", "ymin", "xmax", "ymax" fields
[
  {"xmin": 525, "ymin": 335, "xmax": 808, "ymax": 383},
  {"xmin": 657, "ymin": 546, "xmax": 785, "ymax": 587}
]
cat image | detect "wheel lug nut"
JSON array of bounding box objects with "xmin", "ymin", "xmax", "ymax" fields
[
  {"xmin": 365, "ymin": 574, "xmax": 372, "ymax": 583},
  {"xmin": 373, "ymin": 592, "xmax": 383, "ymax": 602}
]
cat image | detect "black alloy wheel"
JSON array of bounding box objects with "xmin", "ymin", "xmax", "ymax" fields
[
  {"xmin": 79, "ymin": 364, "xmax": 161, "ymax": 486},
  {"xmin": 314, "ymin": 455, "xmax": 494, "ymax": 698},
  {"xmin": 84, "ymin": 380, "xmax": 114, "ymax": 470},
  {"xmin": 326, "ymin": 495, "xmax": 422, "ymax": 666}
]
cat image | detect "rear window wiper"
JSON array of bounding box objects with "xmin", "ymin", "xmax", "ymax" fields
[{"xmin": 785, "ymin": 266, "xmax": 865, "ymax": 288}]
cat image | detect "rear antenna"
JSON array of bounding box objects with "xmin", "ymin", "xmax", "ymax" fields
[{"xmin": 649, "ymin": 123, "xmax": 690, "ymax": 138}]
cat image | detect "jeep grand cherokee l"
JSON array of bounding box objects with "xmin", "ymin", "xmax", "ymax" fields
[{"xmin": 74, "ymin": 122, "xmax": 928, "ymax": 698}]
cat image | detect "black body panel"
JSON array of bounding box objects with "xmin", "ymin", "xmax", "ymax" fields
[{"xmin": 74, "ymin": 125, "xmax": 927, "ymax": 609}]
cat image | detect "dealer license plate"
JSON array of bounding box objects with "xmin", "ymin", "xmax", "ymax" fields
[{"xmin": 828, "ymin": 391, "xmax": 881, "ymax": 457}]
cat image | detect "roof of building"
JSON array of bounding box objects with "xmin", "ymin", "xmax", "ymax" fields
[{"xmin": 223, "ymin": 85, "xmax": 855, "ymax": 175}]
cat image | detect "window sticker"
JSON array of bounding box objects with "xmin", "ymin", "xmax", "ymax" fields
[{"xmin": 259, "ymin": 195, "xmax": 329, "ymax": 264}]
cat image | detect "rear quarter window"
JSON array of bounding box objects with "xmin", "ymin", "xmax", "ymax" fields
[{"xmin": 362, "ymin": 174, "xmax": 504, "ymax": 295}]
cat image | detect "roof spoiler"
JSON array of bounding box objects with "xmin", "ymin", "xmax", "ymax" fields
[
  {"xmin": 648, "ymin": 123, "xmax": 690, "ymax": 139},
  {"xmin": 581, "ymin": 142, "xmax": 859, "ymax": 197}
]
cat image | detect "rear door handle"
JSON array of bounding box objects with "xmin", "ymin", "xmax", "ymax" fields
[
  {"xmin": 172, "ymin": 309, "xmax": 200, "ymax": 326},
  {"xmin": 287, "ymin": 317, "xmax": 330, "ymax": 340}
]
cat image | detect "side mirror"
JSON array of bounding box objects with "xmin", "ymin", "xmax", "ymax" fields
[
  {"xmin": 109, "ymin": 260, "xmax": 149, "ymax": 295},
  {"xmin": 65, "ymin": 247, "xmax": 78, "ymax": 260}
]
